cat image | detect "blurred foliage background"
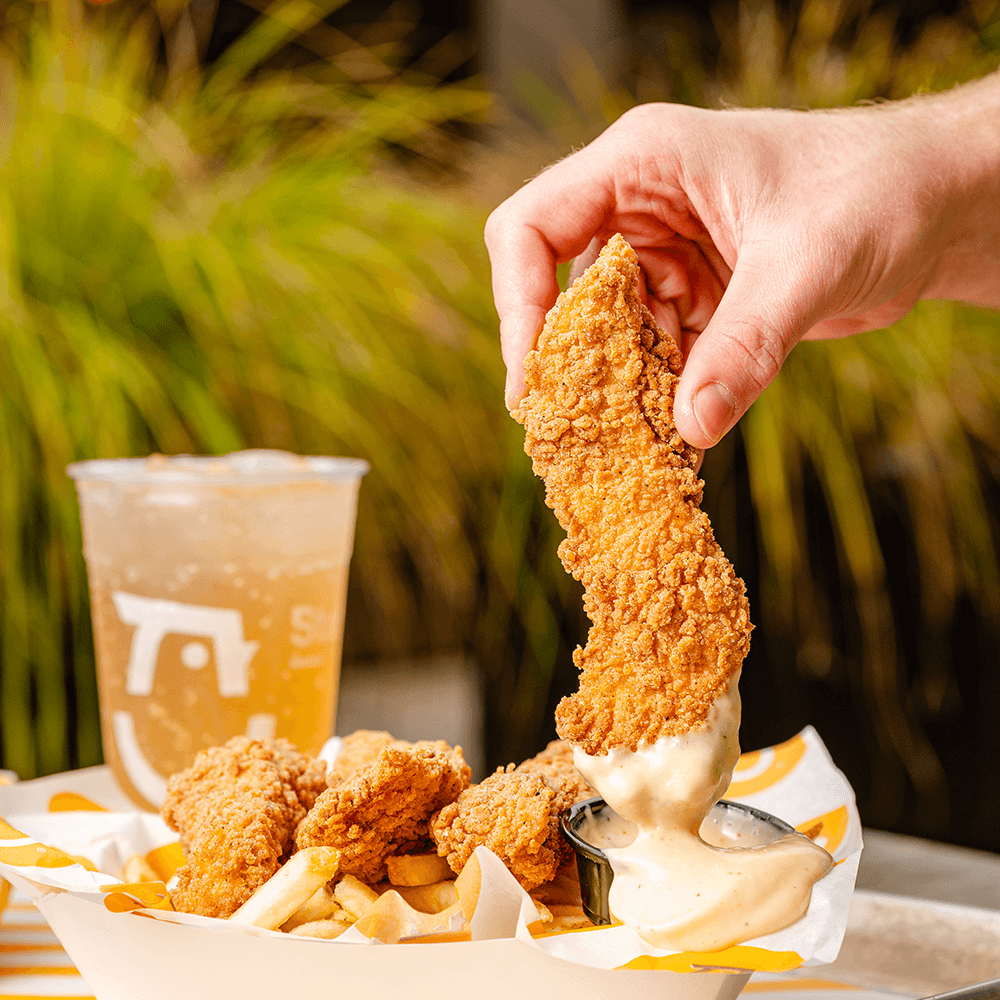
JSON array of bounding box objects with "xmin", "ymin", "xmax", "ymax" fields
[{"xmin": 0, "ymin": 0, "xmax": 998, "ymax": 852}]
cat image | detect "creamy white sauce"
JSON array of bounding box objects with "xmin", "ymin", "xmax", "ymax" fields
[
  {"xmin": 573, "ymin": 672, "xmax": 833, "ymax": 951},
  {"xmin": 579, "ymin": 803, "xmax": 638, "ymax": 850}
]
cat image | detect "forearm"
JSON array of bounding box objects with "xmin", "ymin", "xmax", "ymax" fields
[{"xmin": 914, "ymin": 71, "xmax": 1000, "ymax": 308}]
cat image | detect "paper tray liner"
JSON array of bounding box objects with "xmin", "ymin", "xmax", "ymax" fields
[{"xmin": 0, "ymin": 727, "xmax": 861, "ymax": 1000}]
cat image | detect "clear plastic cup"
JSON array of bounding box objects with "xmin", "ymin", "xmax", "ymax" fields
[{"xmin": 67, "ymin": 450, "xmax": 368, "ymax": 810}]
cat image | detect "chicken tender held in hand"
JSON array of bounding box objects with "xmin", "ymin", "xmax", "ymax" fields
[
  {"xmin": 431, "ymin": 768, "xmax": 567, "ymax": 891},
  {"xmin": 161, "ymin": 737, "xmax": 325, "ymax": 919},
  {"xmin": 297, "ymin": 745, "xmax": 470, "ymax": 884},
  {"xmin": 513, "ymin": 234, "xmax": 752, "ymax": 755}
]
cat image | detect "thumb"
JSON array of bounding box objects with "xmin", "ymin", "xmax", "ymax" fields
[{"xmin": 673, "ymin": 255, "xmax": 814, "ymax": 449}]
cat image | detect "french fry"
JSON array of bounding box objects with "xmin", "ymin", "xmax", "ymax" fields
[
  {"xmin": 530, "ymin": 861, "xmax": 583, "ymax": 906},
  {"xmin": 353, "ymin": 890, "xmax": 417, "ymax": 943},
  {"xmin": 287, "ymin": 918, "xmax": 352, "ymax": 939},
  {"xmin": 230, "ymin": 847, "xmax": 340, "ymax": 930},
  {"xmin": 547, "ymin": 914, "xmax": 595, "ymax": 931},
  {"xmin": 527, "ymin": 903, "xmax": 593, "ymax": 937},
  {"xmin": 547, "ymin": 903, "xmax": 588, "ymax": 920},
  {"xmin": 525, "ymin": 897, "xmax": 553, "ymax": 937},
  {"xmin": 354, "ymin": 891, "xmax": 464, "ymax": 944},
  {"xmin": 546, "ymin": 904, "xmax": 593, "ymax": 931},
  {"xmin": 454, "ymin": 853, "xmax": 482, "ymax": 921},
  {"xmin": 390, "ymin": 879, "xmax": 458, "ymax": 914},
  {"xmin": 386, "ymin": 853, "xmax": 453, "ymax": 887},
  {"xmin": 122, "ymin": 853, "xmax": 159, "ymax": 884},
  {"xmin": 281, "ymin": 885, "xmax": 340, "ymax": 931},
  {"xmin": 333, "ymin": 874, "xmax": 380, "ymax": 920}
]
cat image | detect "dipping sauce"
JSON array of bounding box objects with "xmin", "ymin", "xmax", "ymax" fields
[{"xmin": 573, "ymin": 672, "xmax": 833, "ymax": 951}]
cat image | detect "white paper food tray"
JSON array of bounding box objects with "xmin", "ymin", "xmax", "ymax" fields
[{"xmin": 0, "ymin": 728, "xmax": 862, "ymax": 1000}]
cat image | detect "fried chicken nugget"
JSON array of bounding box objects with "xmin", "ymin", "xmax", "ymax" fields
[
  {"xmin": 296, "ymin": 745, "xmax": 470, "ymax": 884},
  {"xmin": 327, "ymin": 730, "xmax": 459, "ymax": 786},
  {"xmin": 270, "ymin": 739, "xmax": 330, "ymax": 811},
  {"xmin": 430, "ymin": 768, "xmax": 566, "ymax": 891},
  {"xmin": 516, "ymin": 739, "xmax": 595, "ymax": 805},
  {"xmin": 513, "ymin": 235, "xmax": 752, "ymax": 754},
  {"xmin": 326, "ymin": 730, "xmax": 395, "ymax": 784},
  {"xmin": 161, "ymin": 737, "xmax": 326, "ymax": 918}
]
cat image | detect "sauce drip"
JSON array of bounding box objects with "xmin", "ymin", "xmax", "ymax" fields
[{"xmin": 573, "ymin": 673, "xmax": 833, "ymax": 951}]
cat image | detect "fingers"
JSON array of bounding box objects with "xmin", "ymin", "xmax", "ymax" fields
[
  {"xmin": 486, "ymin": 151, "xmax": 619, "ymax": 409},
  {"xmin": 486, "ymin": 217, "xmax": 573, "ymax": 410},
  {"xmin": 568, "ymin": 237, "xmax": 603, "ymax": 286},
  {"xmin": 673, "ymin": 250, "xmax": 817, "ymax": 449},
  {"xmin": 639, "ymin": 239, "xmax": 730, "ymax": 337}
]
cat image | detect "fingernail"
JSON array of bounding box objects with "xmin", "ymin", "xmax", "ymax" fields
[{"xmin": 693, "ymin": 382, "xmax": 736, "ymax": 446}]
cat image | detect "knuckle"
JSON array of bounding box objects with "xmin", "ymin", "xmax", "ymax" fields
[
  {"xmin": 607, "ymin": 102, "xmax": 673, "ymax": 141},
  {"xmin": 716, "ymin": 320, "xmax": 787, "ymax": 394},
  {"xmin": 613, "ymin": 101, "xmax": 696, "ymax": 140}
]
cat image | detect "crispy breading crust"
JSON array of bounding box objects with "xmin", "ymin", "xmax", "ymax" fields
[
  {"xmin": 326, "ymin": 730, "xmax": 396, "ymax": 784},
  {"xmin": 270, "ymin": 738, "xmax": 330, "ymax": 812},
  {"xmin": 513, "ymin": 235, "xmax": 752, "ymax": 754},
  {"xmin": 430, "ymin": 768, "xmax": 566, "ymax": 891},
  {"xmin": 515, "ymin": 739, "xmax": 595, "ymax": 806},
  {"xmin": 326, "ymin": 730, "xmax": 460, "ymax": 786},
  {"xmin": 295, "ymin": 745, "xmax": 470, "ymax": 884},
  {"xmin": 161, "ymin": 737, "xmax": 324, "ymax": 918}
]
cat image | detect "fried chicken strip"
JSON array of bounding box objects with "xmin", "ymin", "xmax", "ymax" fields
[
  {"xmin": 161, "ymin": 737, "xmax": 327, "ymax": 918},
  {"xmin": 513, "ymin": 234, "xmax": 752, "ymax": 755},
  {"xmin": 296, "ymin": 744, "xmax": 470, "ymax": 884}
]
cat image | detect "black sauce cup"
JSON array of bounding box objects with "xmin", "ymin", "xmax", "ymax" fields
[{"xmin": 560, "ymin": 797, "xmax": 797, "ymax": 926}]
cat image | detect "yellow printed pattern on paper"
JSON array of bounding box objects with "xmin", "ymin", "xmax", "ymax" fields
[
  {"xmin": 0, "ymin": 822, "xmax": 78, "ymax": 871},
  {"xmin": 48, "ymin": 792, "xmax": 108, "ymax": 813},
  {"xmin": 99, "ymin": 881, "xmax": 173, "ymax": 912},
  {"xmin": 619, "ymin": 945, "xmax": 804, "ymax": 973},
  {"xmin": 726, "ymin": 734, "xmax": 807, "ymax": 797},
  {"xmin": 796, "ymin": 806, "xmax": 849, "ymax": 856}
]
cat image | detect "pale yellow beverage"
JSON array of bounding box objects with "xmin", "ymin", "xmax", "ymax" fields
[{"xmin": 68, "ymin": 451, "xmax": 368, "ymax": 810}]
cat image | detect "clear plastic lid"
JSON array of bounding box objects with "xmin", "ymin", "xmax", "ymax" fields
[{"xmin": 67, "ymin": 449, "xmax": 369, "ymax": 485}]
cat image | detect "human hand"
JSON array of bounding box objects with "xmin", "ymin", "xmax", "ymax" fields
[{"xmin": 486, "ymin": 82, "xmax": 1000, "ymax": 449}]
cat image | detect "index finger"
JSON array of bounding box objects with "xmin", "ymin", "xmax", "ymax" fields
[{"xmin": 484, "ymin": 153, "xmax": 616, "ymax": 410}]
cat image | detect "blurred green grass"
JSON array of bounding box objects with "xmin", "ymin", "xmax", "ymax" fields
[
  {"xmin": 624, "ymin": 0, "xmax": 1000, "ymax": 841},
  {"xmin": 0, "ymin": 0, "xmax": 582, "ymax": 778},
  {"xmin": 2, "ymin": 0, "xmax": 1000, "ymax": 848}
]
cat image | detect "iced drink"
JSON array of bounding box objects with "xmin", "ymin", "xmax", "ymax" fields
[{"xmin": 68, "ymin": 450, "xmax": 368, "ymax": 810}]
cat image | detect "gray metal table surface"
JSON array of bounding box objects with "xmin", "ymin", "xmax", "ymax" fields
[
  {"xmin": 856, "ymin": 829, "xmax": 1000, "ymax": 912},
  {"xmin": 786, "ymin": 829, "xmax": 1000, "ymax": 996}
]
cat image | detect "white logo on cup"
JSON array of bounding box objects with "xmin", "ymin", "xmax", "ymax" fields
[
  {"xmin": 112, "ymin": 592, "xmax": 260, "ymax": 697},
  {"xmin": 111, "ymin": 591, "xmax": 274, "ymax": 807}
]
